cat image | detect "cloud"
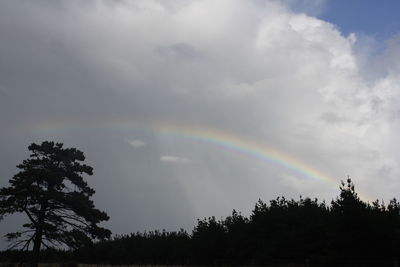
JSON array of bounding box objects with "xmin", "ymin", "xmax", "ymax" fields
[
  {"xmin": 0, "ymin": 85, "xmax": 10, "ymax": 97},
  {"xmin": 160, "ymin": 155, "xmax": 195, "ymax": 164},
  {"xmin": 2, "ymin": 0, "xmax": 400, "ymax": 249},
  {"xmin": 125, "ymin": 138, "xmax": 147, "ymax": 148}
]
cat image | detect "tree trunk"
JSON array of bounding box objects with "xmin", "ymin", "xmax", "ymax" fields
[
  {"xmin": 31, "ymin": 202, "xmax": 46, "ymax": 267},
  {"xmin": 31, "ymin": 233, "xmax": 42, "ymax": 267}
]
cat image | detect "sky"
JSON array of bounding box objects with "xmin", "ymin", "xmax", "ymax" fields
[
  {"xmin": 1, "ymin": 0, "xmax": 400, "ymax": 249},
  {"xmin": 318, "ymin": 0, "xmax": 400, "ymax": 40}
]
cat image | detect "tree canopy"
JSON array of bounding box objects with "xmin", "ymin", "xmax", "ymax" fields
[
  {"xmin": 61, "ymin": 179, "xmax": 400, "ymax": 266},
  {"xmin": 0, "ymin": 141, "xmax": 111, "ymax": 266}
]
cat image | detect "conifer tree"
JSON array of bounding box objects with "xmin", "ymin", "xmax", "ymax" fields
[{"xmin": 0, "ymin": 141, "xmax": 111, "ymax": 267}]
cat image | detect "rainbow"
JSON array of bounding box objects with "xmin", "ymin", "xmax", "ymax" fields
[
  {"xmin": 156, "ymin": 122, "xmax": 336, "ymax": 184},
  {"xmin": 29, "ymin": 117, "xmax": 376, "ymax": 201},
  {"xmin": 29, "ymin": 117, "xmax": 338, "ymax": 185}
]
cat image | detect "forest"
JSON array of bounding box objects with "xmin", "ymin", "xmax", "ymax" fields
[{"xmin": 2, "ymin": 178, "xmax": 400, "ymax": 266}]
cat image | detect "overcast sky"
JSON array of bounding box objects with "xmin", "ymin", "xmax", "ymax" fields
[{"xmin": 2, "ymin": 0, "xmax": 400, "ymax": 249}]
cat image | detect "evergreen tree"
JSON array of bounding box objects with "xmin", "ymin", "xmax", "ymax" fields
[
  {"xmin": 0, "ymin": 141, "xmax": 111, "ymax": 267},
  {"xmin": 329, "ymin": 178, "xmax": 370, "ymax": 260}
]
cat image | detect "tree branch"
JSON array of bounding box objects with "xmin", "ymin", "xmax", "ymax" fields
[
  {"xmin": 52, "ymin": 210, "xmax": 90, "ymax": 227},
  {"xmin": 23, "ymin": 205, "xmax": 37, "ymax": 226},
  {"xmin": 21, "ymin": 234, "xmax": 35, "ymax": 251},
  {"xmin": 7, "ymin": 239, "xmax": 30, "ymax": 250}
]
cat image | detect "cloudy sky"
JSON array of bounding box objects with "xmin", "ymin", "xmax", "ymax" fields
[{"xmin": 2, "ymin": 0, "xmax": 400, "ymax": 248}]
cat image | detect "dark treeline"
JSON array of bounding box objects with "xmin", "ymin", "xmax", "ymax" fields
[{"xmin": 2, "ymin": 178, "xmax": 400, "ymax": 266}]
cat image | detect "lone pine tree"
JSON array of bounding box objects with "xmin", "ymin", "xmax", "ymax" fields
[{"xmin": 0, "ymin": 141, "xmax": 111, "ymax": 267}]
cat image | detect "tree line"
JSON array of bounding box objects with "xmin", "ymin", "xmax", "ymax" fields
[
  {"xmin": 74, "ymin": 179, "xmax": 400, "ymax": 266},
  {"xmin": 2, "ymin": 142, "xmax": 400, "ymax": 266}
]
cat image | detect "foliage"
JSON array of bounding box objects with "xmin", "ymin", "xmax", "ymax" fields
[
  {"xmin": 0, "ymin": 142, "xmax": 111, "ymax": 266},
  {"xmin": 34, "ymin": 178, "xmax": 396, "ymax": 266}
]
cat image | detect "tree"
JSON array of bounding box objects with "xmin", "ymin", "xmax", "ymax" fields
[
  {"xmin": 192, "ymin": 216, "xmax": 227, "ymax": 264},
  {"xmin": 329, "ymin": 178, "xmax": 371, "ymax": 260},
  {"xmin": 0, "ymin": 141, "xmax": 111, "ymax": 267}
]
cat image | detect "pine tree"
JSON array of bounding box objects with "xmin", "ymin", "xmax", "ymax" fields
[{"xmin": 0, "ymin": 141, "xmax": 111, "ymax": 267}]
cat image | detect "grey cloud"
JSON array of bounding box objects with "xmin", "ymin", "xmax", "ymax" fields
[
  {"xmin": 0, "ymin": 85, "xmax": 10, "ymax": 97},
  {"xmin": 320, "ymin": 112, "xmax": 348, "ymax": 124},
  {"xmin": 1, "ymin": 0, "xmax": 400, "ymax": 250},
  {"xmin": 156, "ymin": 43, "xmax": 201, "ymax": 60}
]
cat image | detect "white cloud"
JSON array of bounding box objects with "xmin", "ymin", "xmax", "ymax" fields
[
  {"xmin": 125, "ymin": 138, "xmax": 146, "ymax": 148},
  {"xmin": 5, "ymin": 0, "xmax": 399, "ymax": 198},
  {"xmin": 4, "ymin": 0, "xmax": 400, "ymax": 193},
  {"xmin": 160, "ymin": 155, "xmax": 195, "ymax": 164}
]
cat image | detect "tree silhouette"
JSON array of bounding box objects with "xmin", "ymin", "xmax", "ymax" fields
[
  {"xmin": 329, "ymin": 178, "xmax": 379, "ymax": 262},
  {"xmin": 192, "ymin": 216, "xmax": 227, "ymax": 264},
  {"xmin": 0, "ymin": 141, "xmax": 111, "ymax": 267},
  {"xmin": 2, "ymin": 174, "xmax": 400, "ymax": 266}
]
